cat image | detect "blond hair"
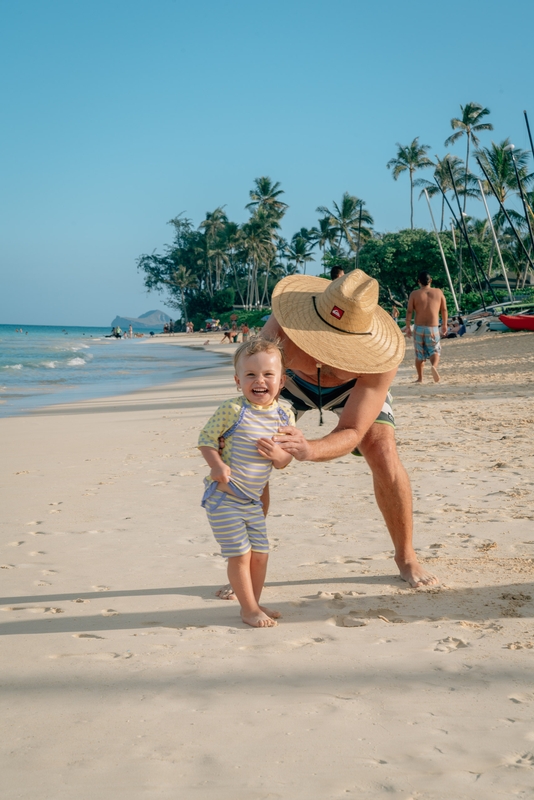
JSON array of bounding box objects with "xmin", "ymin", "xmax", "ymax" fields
[{"xmin": 233, "ymin": 336, "xmax": 285, "ymax": 371}]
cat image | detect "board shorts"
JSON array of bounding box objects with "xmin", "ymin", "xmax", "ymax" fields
[
  {"xmin": 280, "ymin": 370, "xmax": 395, "ymax": 456},
  {"xmin": 204, "ymin": 490, "xmax": 269, "ymax": 558},
  {"xmin": 413, "ymin": 326, "xmax": 441, "ymax": 361}
]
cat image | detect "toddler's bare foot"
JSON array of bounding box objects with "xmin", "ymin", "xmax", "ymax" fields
[
  {"xmin": 241, "ymin": 609, "xmax": 277, "ymax": 628},
  {"xmin": 431, "ymin": 365, "xmax": 440, "ymax": 383},
  {"xmin": 216, "ymin": 584, "xmax": 236, "ymax": 600},
  {"xmin": 260, "ymin": 605, "xmax": 281, "ymax": 619}
]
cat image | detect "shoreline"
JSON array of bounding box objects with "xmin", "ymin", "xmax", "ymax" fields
[{"xmin": 1, "ymin": 330, "xmax": 534, "ymax": 798}]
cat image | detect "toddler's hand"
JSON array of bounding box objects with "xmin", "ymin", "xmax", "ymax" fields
[
  {"xmin": 256, "ymin": 437, "xmax": 292, "ymax": 468},
  {"xmin": 211, "ymin": 463, "xmax": 231, "ymax": 484}
]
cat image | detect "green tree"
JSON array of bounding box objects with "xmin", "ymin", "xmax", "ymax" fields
[
  {"xmin": 416, "ymin": 154, "xmax": 479, "ymax": 229},
  {"xmin": 246, "ymin": 177, "xmax": 288, "ymax": 216},
  {"xmin": 475, "ymin": 138, "xmax": 531, "ymax": 223},
  {"xmin": 199, "ymin": 206, "xmax": 229, "ymax": 293},
  {"xmin": 387, "ymin": 138, "xmax": 433, "ymax": 229},
  {"xmin": 316, "ymin": 193, "xmax": 373, "ymax": 256},
  {"xmin": 286, "ymin": 233, "xmax": 315, "ymax": 274},
  {"xmin": 357, "ymin": 228, "xmax": 457, "ymax": 302},
  {"xmin": 444, "ymin": 102, "xmax": 493, "ymax": 212}
]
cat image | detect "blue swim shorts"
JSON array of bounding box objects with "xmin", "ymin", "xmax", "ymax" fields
[{"xmin": 413, "ymin": 326, "xmax": 441, "ymax": 361}]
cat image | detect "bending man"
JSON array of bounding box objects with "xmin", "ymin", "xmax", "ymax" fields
[{"xmin": 220, "ymin": 270, "xmax": 437, "ymax": 592}]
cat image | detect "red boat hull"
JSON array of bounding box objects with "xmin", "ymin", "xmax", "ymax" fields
[{"xmin": 499, "ymin": 314, "xmax": 534, "ymax": 331}]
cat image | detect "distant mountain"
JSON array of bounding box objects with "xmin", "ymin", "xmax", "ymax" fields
[{"xmin": 110, "ymin": 310, "xmax": 172, "ymax": 331}]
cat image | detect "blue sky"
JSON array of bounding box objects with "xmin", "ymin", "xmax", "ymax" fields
[{"xmin": 1, "ymin": 0, "xmax": 533, "ymax": 325}]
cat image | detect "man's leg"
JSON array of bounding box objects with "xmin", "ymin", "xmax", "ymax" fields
[
  {"xmin": 429, "ymin": 353, "xmax": 440, "ymax": 383},
  {"xmin": 357, "ymin": 423, "xmax": 438, "ymax": 588},
  {"xmin": 415, "ymin": 358, "xmax": 424, "ymax": 383}
]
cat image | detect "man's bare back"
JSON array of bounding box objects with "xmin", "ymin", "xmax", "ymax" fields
[{"xmin": 406, "ymin": 285, "xmax": 447, "ymax": 329}]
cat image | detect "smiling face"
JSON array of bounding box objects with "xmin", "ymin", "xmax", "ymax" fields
[{"xmin": 234, "ymin": 350, "xmax": 285, "ymax": 406}]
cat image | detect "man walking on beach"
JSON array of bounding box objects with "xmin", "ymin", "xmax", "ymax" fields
[
  {"xmin": 405, "ymin": 271, "xmax": 448, "ymax": 383},
  {"xmin": 218, "ymin": 269, "xmax": 437, "ymax": 594}
]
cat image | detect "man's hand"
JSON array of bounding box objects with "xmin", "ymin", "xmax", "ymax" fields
[
  {"xmin": 272, "ymin": 426, "xmax": 313, "ymax": 461},
  {"xmin": 210, "ymin": 463, "xmax": 231, "ymax": 484},
  {"xmin": 256, "ymin": 437, "xmax": 292, "ymax": 469},
  {"xmin": 440, "ymin": 324, "xmax": 448, "ymax": 337}
]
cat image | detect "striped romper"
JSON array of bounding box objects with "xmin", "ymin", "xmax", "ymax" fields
[{"xmin": 198, "ymin": 397, "xmax": 295, "ymax": 558}]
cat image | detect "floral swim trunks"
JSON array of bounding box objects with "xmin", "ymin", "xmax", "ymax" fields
[{"xmin": 413, "ymin": 325, "xmax": 441, "ymax": 361}]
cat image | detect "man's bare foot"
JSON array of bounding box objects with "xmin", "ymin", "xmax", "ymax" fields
[
  {"xmin": 414, "ymin": 379, "xmax": 423, "ymax": 383},
  {"xmin": 431, "ymin": 365, "xmax": 440, "ymax": 383},
  {"xmin": 260, "ymin": 605, "xmax": 281, "ymax": 619},
  {"xmin": 215, "ymin": 584, "xmax": 236, "ymax": 600},
  {"xmin": 395, "ymin": 557, "xmax": 439, "ymax": 588},
  {"xmin": 241, "ymin": 609, "xmax": 277, "ymax": 628}
]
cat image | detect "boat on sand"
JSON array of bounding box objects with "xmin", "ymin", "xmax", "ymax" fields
[{"xmin": 499, "ymin": 313, "xmax": 534, "ymax": 332}]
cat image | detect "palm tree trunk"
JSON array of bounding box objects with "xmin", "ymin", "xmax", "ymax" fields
[
  {"xmin": 410, "ymin": 169, "xmax": 414, "ymax": 229},
  {"xmin": 464, "ymin": 134, "xmax": 470, "ymax": 214}
]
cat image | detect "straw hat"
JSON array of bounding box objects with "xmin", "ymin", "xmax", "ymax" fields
[{"xmin": 271, "ymin": 270, "xmax": 405, "ymax": 373}]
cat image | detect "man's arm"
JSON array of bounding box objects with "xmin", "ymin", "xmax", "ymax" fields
[
  {"xmin": 274, "ymin": 368, "xmax": 396, "ymax": 462},
  {"xmin": 405, "ymin": 293, "xmax": 415, "ymax": 338},
  {"xmin": 439, "ymin": 291, "xmax": 448, "ymax": 336}
]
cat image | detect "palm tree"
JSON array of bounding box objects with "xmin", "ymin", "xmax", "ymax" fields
[
  {"xmin": 241, "ymin": 208, "xmax": 277, "ymax": 308},
  {"xmin": 445, "ymin": 102, "xmax": 493, "ymax": 211},
  {"xmin": 286, "ymin": 234, "xmax": 315, "ymax": 275},
  {"xmin": 246, "ymin": 177, "xmax": 288, "ymax": 216},
  {"xmin": 169, "ymin": 265, "xmax": 196, "ymax": 324},
  {"xmin": 199, "ymin": 206, "xmax": 228, "ymax": 293},
  {"xmin": 416, "ymin": 154, "xmax": 479, "ymax": 229},
  {"xmin": 316, "ymin": 193, "xmax": 373, "ymax": 254},
  {"xmin": 387, "ymin": 138, "xmax": 433, "ymax": 229},
  {"xmin": 475, "ymin": 138, "xmax": 531, "ymax": 211}
]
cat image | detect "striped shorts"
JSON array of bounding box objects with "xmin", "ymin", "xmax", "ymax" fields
[
  {"xmin": 204, "ymin": 490, "xmax": 269, "ymax": 558},
  {"xmin": 413, "ymin": 325, "xmax": 441, "ymax": 361}
]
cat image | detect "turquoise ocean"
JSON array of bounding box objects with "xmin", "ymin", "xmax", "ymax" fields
[{"xmin": 0, "ymin": 325, "xmax": 222, "ymax": 417}]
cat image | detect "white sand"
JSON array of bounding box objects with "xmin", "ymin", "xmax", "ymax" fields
[{"xmin": 1, "ymin": 331, "xmax": 534, "ymax": 799}]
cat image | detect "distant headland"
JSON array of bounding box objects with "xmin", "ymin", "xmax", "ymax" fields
[{"xmin": 110, "ymin": 310, "xmax": 171, "ymax": 331}]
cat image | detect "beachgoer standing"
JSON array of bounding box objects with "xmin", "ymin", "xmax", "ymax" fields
[
  {"xmin": 241, "ymin": 323, "xmax": 250, "ymax": 342},
  {"xmin": 405, "ymin": 271, "xmax": 448, "ymax": 383},
  {"xmin": 198, "ymin": 338, "xmax": 295, "ymax": 627}
]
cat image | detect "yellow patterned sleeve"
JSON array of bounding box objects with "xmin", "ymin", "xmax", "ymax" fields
[{"xmin": 197, "ymin": 398, "xmax": 242, "ymax": 450}]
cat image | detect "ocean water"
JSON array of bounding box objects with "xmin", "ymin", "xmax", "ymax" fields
[{"xmin": 0, "ymin": 324, "xmax": 222, "ymax": 417}]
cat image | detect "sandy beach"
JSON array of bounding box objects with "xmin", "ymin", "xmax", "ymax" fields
[{"xmin": 1, "ymin": 330, "xmax": 534, "ymax": 799}]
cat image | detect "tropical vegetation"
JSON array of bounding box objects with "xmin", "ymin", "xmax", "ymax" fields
[{"xmin": 137, "ymin": 101, "xmax": 534, "ymax": 327}]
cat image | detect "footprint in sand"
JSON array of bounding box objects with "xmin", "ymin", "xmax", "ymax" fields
[
  {"xmin": 434, "ymin": 636, "xmax": 469, "ymax": 652},
  {"xmin": 509, "ymin": 693, "xmax": 534, "ymax": 704},
  {"xmin": 506, "ymin": 641, "xmax": 534, "ymax": 650},
  {"xmin": 2, "ymin": 606, "xmax": 63, "ymax": 614},
  {"xmin": 50, "ymin": 652, "xmax": 132, "ymax": 660},
  {"xmin": 26, "ymin": 521, "xmax": 43, "ymax": 525},
  {"xmin": 503, "ymin": 752, "xmax": 534, "ymax": 768},
  {"xmin": 72, "ymin": 633, "xmax": 104, "ymax": 639},
  {"xmin": 1, "ymin": 564, "xmax": 15, "ymax": 569},
  {"xmin": 92, "ymin": 585, "xmax": 110, "ymax": 592},
  {"xmin": 101, "ymin": 609, "xmax": 119, "ymax": 616},
  {"xmin": 339, "ymin": 616, "xmax": 368, "ymax": 628}
]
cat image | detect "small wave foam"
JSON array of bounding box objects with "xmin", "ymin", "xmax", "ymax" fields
[
  {"xmin": 4, "ymin": 364, "xmax": 23, "ymax": 370},
  {"xmin": 67, "ymin": 357, "xmax": 86, "ymax": 366},
  {"xmin": 42, "ymin": 361, "xmax": 58, "ymax": 368}
]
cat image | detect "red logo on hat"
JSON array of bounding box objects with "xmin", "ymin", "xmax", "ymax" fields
[{"xmin": 330, "ymin": 306, "xmax": 344, "ymax": 320}]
